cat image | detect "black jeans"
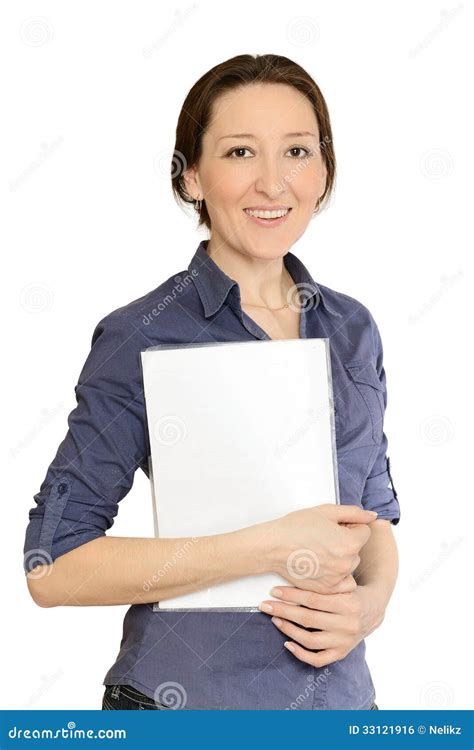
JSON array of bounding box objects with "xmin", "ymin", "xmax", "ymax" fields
[
  {"xmin": 102, "ymin": 684, "xmax": 379, "ymax": 711},
  {"xmin": 102, "ymin": 684, "xmax": 170, "ymax": 710}
]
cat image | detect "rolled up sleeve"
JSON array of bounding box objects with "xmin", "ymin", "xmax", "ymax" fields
[
  {"xmin": 23, "ymin": 312, "xmax": 149, "ymax": 573},
  {"xmin": 361, "ymin": 315, "xmax": 401, "ymax": 525}
]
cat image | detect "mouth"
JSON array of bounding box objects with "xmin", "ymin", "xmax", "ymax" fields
[{"xmin": 243, "ymin": 207, "xmax": 292, "ymax": 227}]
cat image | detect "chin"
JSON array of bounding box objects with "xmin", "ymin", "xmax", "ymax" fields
[{"xmin": 241, "ymin": 241, "xmax": 293, "ymax": 261}]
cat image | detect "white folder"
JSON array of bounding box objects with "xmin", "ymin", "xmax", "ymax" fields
[{"xmin": 140, "ymin": 338, "xmax": 340, "ymax": 611}]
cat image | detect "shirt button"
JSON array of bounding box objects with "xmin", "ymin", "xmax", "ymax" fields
[{"xmin": 58, "ymin": 482, "xmax": 68, "ymax": 494}]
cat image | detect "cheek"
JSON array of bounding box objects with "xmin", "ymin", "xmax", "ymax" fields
[
  {"xmin": 207, "ymin": 171, "xmax": 249, "ymax": 216},
  {"xmin": 294, "ymin": 165, "xmax": 325, "ymax": 204}
]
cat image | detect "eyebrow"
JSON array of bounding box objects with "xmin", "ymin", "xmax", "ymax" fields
[{"xmin": 217, "ymin": 131, "xmax": 318, "ymax": 141}]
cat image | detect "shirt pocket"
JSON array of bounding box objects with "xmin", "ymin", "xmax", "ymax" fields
[{"xmin": 344, "ymin": 361, "xmax": 385, "ymax": 444}]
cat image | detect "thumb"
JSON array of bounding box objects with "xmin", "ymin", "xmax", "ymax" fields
[{"xmin": 332, "ymin": 504, "xmax": 378, "ymax": 524}]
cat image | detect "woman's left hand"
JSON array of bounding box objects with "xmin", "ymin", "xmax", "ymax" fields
[{"xmin": 258, "ymin": 583, "xmax": 386, "ymax": 668}]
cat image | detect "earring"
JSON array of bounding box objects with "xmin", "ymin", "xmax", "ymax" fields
[{"xmin": 194, "ymin": 196, "xmax": 202, "ymax": 211}]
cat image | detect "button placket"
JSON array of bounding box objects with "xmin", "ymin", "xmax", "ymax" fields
[{"xmin": 38, "ymin": 476, "xmax": 73, "ymax": 557}]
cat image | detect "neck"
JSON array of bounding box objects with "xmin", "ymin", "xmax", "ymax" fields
[{"xmin": 205, "ymin": 237, "xmax": 294, "ymax": 309}]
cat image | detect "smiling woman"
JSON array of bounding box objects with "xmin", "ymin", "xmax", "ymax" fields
[
  {"xmin": 171, "ymin": 55, "xmax": 338, "ymax": 341},
  {"xmin": 24, "ymin": 53, "xmax": 399, "ymax": 712},
  {"xmin": 172, "ymin": 54, "xmax": 335, "ymax": 235}
]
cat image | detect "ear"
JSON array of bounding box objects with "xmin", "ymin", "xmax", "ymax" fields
[
  {"xmin": 182, "ymin": 165, "xmax": 202, "ymax": 201},
  {"xmin": 318, "ymin": 160, "xmax": 328, "ymax": 200}
]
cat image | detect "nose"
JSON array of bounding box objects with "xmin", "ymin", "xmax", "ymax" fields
[{"xmin": 254, "ymin": 155, "xmax": 287, "ymax": 200}]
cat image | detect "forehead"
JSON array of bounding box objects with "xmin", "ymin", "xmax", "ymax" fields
[{"xmin": 205, "ymin": 83, "xmax": 318, "ymax": 140}]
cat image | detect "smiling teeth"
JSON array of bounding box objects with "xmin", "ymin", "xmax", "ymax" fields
[{"xmin": 245, "ymin": 208, "xmax": 289, "ymax": 219}]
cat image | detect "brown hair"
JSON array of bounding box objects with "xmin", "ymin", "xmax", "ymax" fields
[{"xmin": 171, "ymin": 53, "xmax": 336, "ymax": 231}]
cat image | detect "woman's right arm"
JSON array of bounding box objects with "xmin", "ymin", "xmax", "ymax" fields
[
  {"xmin": 27, "ymin": 524, "xmax": 270, "ymax": 607},
  {"xmin": 27, "ymin": 504, "xmax": 377, "ymax": 607},
  {"xmin": 24, "ymin": 313, "xmax": 376, "ymax": 608}
]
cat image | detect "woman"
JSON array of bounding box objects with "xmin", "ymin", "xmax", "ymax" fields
[{"xmin": 24, "ymin": 54, "xmax": 399, "ymax": 711}]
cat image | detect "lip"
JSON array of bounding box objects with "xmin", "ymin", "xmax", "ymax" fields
[
  {"xmin": 243, "ymin": 207, "xmax": 292, "ymax": 228},
  {"xmin": 244, "ymin": 205, "xmax": 292, "ymax": 210}
]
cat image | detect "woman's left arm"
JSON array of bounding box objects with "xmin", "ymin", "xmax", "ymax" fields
[
  {"xmin": 352, "ymin": 518, "xmax": 399, "ymax": 624},
  {"xmin": 258, "ymin": 519, "xmax": 399, "ymax": 667}
]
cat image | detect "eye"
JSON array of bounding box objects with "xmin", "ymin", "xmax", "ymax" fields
[
  {"xmin": 287, "ymin": 146, "xmax": 313, "ymax": 158},
  {"xmin": 224, "ymin": 145, "xmax": 314, "ymax": 159},
  {"xmin": 225, "ymin": 147, "xmax": 254, "ymax": 158}
]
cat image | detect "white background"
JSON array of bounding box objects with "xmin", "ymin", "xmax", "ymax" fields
[{"xmin": 1, "ymin": 0, "xmax": 471, "ymax": 710}]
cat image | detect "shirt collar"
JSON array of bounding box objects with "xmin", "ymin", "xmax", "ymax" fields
[{"xmin": 187, "ymin": 239, "xmax": 342, "ymax": 319}]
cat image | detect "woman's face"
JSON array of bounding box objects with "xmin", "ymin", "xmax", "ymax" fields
[{"xmin": 185, "ymin": 82, "xmax": 327, "ymax": 260}]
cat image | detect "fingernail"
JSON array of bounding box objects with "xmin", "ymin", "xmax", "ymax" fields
[
  {"xmin": 270, "ymin": 587, "xmax": 283, "ymax": 597},
  {"xmin": 368, "ymin": 511, "xmax": 378, "ymax": 516},
  {"xmin": 284, "ymin": 642, "xmax": 295, "ymax": 652},
  {"xmin": 272, "ymin": 617, "xmax": 282, "ymax": 626},
  {"xmin": 259, "ymin": 602, "xmax": 273, "ymax": 613}
]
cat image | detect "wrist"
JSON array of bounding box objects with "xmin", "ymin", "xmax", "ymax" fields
[
  {"xmin": 235, "ymin": 519, "xmax": 280, "ymax": 576},
  {"xmin": 358, "ymin": 582, "xmax": 388, "ymax": 633}
]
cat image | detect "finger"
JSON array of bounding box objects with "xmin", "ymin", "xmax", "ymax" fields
[
  {"xmin": 332, "ymin": 575, "xmax": 357, "ymax": 593},
  {"xmin": 267, "ymin": 587, "xmax": 352, "ymax": 616},
  {"xmin": 311, "ymin": 592, "xmax": 357, "ymax": 616},
  {"xmin": 261, "ymin": 601, "xmax": 337, "ymax": 631},
  {"xmin": 267, "ymin": 585, "xmax": 337, "ymax": 606},
  {"xmin": 279, "ymin": 575, "xmax": 355, "ymax": 596},
  {"xmin": 316, "ymin": 579, "xmax": 355, "ymax": 595},
  {"xmin": 291, "ymin": 576, "xmax": 351, "ymax": 599},
  {"xmin": 351, "ymin": 554, "xmax": 361, "ymax": 572},
  {"xmin": 284, "ymin": 641, "xmax": 342, "ymax": 669},
  {"xmin": 333, "ymin": 505, "xmax": 378, "ymax": 524},
  {"xmin": 344, "ymin": 524, "xmax": 372, "ymax": 548},
  {"xmin": 272, "ymin": 619, "xmax": 335, "ymax": 650},
  {"xmin": 305, "ymin": 576, "xmax": 355, "ymax": 596},
  {"xmin": 341, "ymin": 522, "xmax": 367, "ymax": 530},
  {"xmin": 266, "ymin": 586, "xmax": 316, "ymax": 605}
]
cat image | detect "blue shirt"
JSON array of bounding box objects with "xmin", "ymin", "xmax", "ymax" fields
[{"xmin": 24, "ymin": 239, "xmax": 400, "ymax": 710}]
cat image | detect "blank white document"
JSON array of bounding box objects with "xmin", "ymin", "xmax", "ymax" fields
[{"xmin": 140, "ymin": 337, "xmax": 339, "ymax": 610}]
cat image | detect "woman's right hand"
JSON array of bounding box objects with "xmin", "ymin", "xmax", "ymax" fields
[{"xmin": 264, "ymin": 504, "xmax": 377, "ymax": 594}]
